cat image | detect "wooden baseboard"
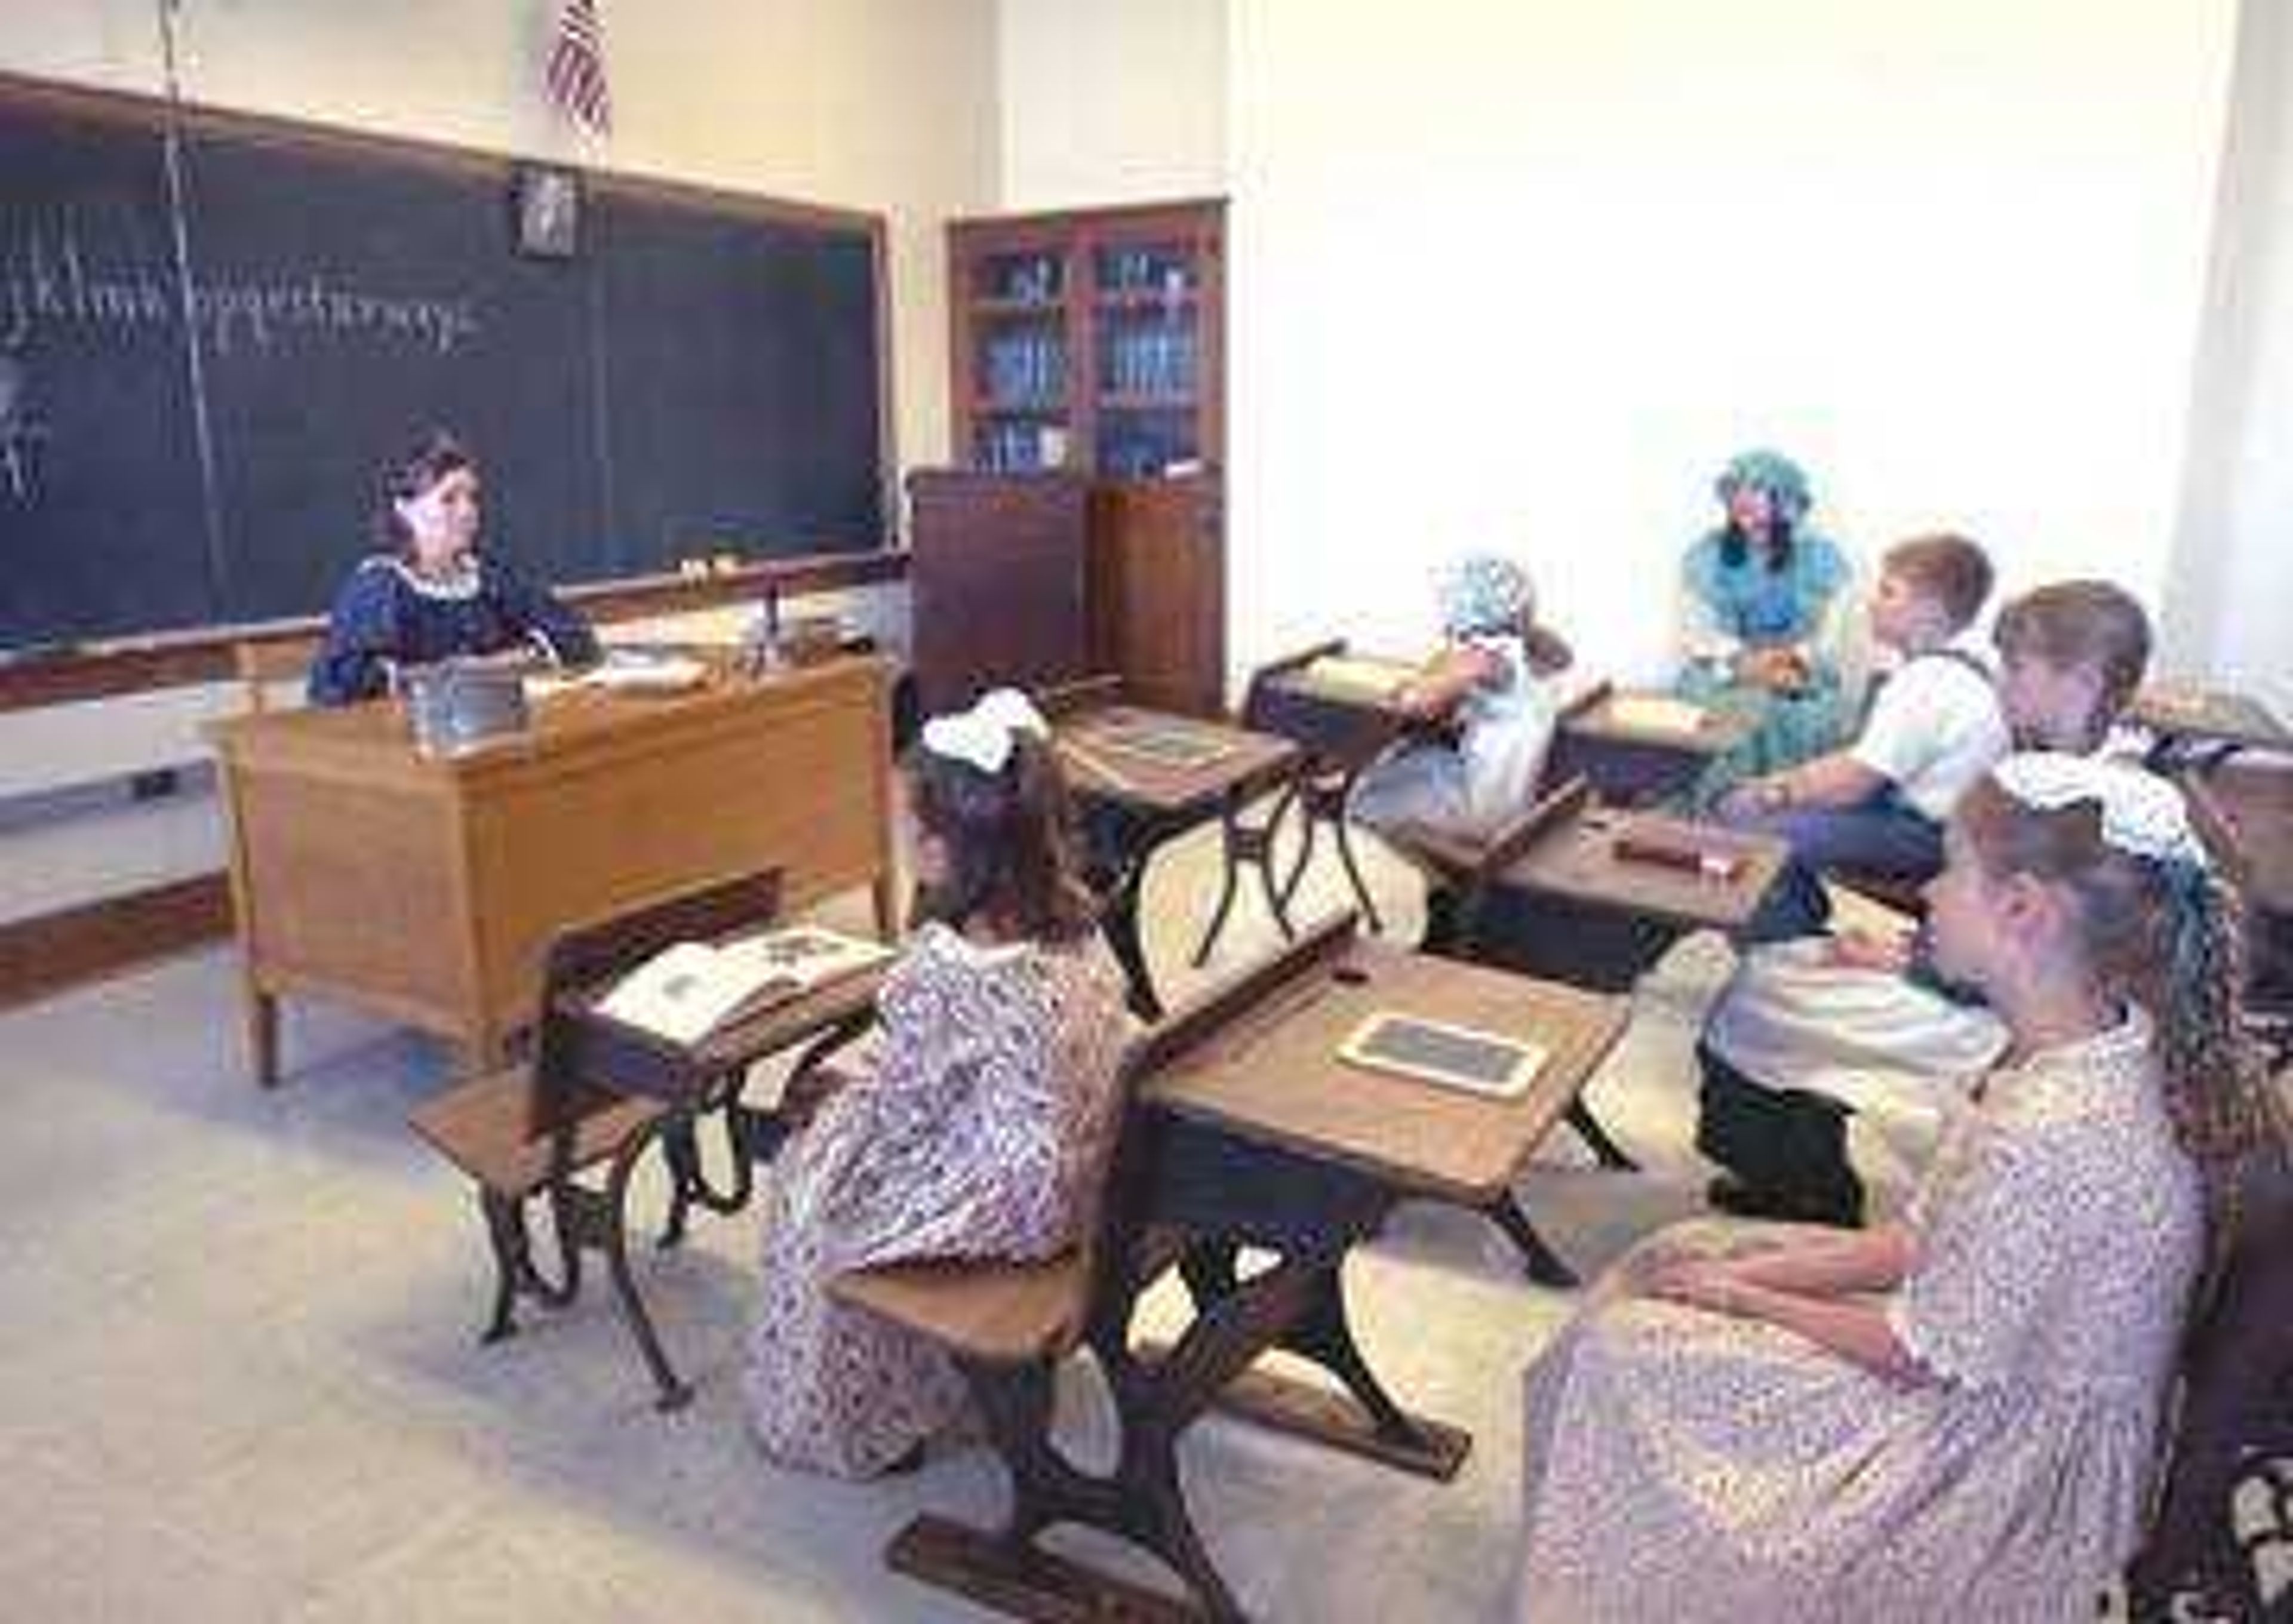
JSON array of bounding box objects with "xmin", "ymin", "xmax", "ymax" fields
[{"xmin": 0, "ymin": 873, "xmax": 233, "ymax": 1012}]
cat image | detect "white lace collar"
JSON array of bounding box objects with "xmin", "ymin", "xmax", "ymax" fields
[{"xmin": 364, "ymin": 553, "xmax": 484, "ymax": 603}]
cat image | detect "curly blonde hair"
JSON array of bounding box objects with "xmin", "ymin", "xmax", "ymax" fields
[{"xmin": 1956, "ymin": 778, "xmax": 2288, "ymax": 1183}]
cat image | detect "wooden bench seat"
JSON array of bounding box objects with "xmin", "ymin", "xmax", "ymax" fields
[
  {"xmin": 409, "ymin": 1073, "xmax": 666, "ymax": 1202},
  {"xmin": 407, "ymin": 866, "xmax": 783, "ymax": 1412},
  {"xmin": 831, "ymin": 1250, "xmax": 1089, "ymax": 1367}
]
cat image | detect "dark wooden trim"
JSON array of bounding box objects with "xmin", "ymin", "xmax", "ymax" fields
[
  {"xmin": 949, "ymin": 195, "xmax": 1228, "ymax": 231},
  {"xmin": 0, "ymin": 873, "xmax": 233, "ymax": 1012},
  {"xmin": 0, "ymin": 69, "xmax": 887, "ymax": 236},
  {"xmin": 0, "ymin": 550, "xmax": 909, "ymax": 713}
]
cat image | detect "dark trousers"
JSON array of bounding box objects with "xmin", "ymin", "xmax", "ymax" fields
[
  {"xmin": 1728, "ymin": 786, "xmax": 1943, "ymax": 943},
  {"xmin": 1694, "ymin": 1041, "xmax": 1865, "ymax": 1227}
]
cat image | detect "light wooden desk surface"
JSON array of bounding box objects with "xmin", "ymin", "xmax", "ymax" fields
[
  {"xmin": 1493, "ymin": 804, "xmax": 1788, "ymax": 931},
  {"xmin": 1053, "ymin": 703, "xmax": 1300, "ymax": 816},
  {"xmin": 1145, "ymin": 936, "xmax": 1630, "ymax": 1205},
  {"xmin": 207, "ymin": 655, "xmax": 897, "ymax": 1083},
  {"xmin": 2131, "ymin": 682, "xmax": 2291, "ymax": 758},
  {"xmin": 1558, "ymin": 682, "xmax": 1750, "ymax": 756}
]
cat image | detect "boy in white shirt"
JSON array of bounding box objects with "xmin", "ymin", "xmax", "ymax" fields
[
  {"xmin": 1698, "ymin": 579, "xmax": 2154, "ymax": 1226},
  {"xmin": 1718, "ymin": 533, "xmax": 2009, "ymax": 942}
]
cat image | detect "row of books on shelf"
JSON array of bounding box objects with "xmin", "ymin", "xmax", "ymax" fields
[
  {"xmin": 982, "ymin": 249, "xmax": 1195, "ymax": 306},
  {"xmin": 1104, "ymin": 326, "xmax": 1197, "ymax": 396},
  {"xmin": 981, "ymin": 332, "xmax": 1066, "ymax": 406}
]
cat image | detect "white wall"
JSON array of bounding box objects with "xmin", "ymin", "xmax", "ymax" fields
[
  {"xmin": 2162, "ymin": 0, "xmax": 2293, "ymax": 716},
  {"xmin": 996, "ymin": 0, "xmax": 1226, "ymax": 209},
  {"xmin": 0, "ymin": 0, "xmax": 997, "ymax": 921},
  {"xmin": 1225, "ymin": 1, "xmax": 2240, "ymax": 684}
]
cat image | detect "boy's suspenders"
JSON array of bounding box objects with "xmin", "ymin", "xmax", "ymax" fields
[
  {"xmin": 1859, "ymin": 645, "xmax": 1994, "ymax": 722},
  {"xmin": 1908, "ymin": 646, "xmax": 1994, "ymax": 685}
]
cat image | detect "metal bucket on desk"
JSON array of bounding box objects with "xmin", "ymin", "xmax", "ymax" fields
[{"xmin": 401, "ymin": 660, "xmax": 530, "ymax": 757}]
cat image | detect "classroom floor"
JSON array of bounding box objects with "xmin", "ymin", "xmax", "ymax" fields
[{"xmin": 0, "ymin": 811, "xmax": 1928, "ymax": 1623}]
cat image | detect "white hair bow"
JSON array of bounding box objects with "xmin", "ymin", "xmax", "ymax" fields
[
  {"xmin": 1990, "ymin": 752, "xmax": 2208, "ymax": 868},
  {"xmin": 920, "ymin": 686, "xmax": 1050, "ymax": 776}
]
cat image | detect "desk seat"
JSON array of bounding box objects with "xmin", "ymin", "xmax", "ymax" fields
[
  {"xmin": 832, "ymin": 1250, "xmax": 1089, "ymax": 1367},
  {"xmin": 410, "ymin": 1072, "xmax": 665, "ymax": 1202}
]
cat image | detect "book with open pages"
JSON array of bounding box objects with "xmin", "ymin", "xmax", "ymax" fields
[
  {"xmin": 1600, "ymin": 693, "xmax": 1709, "ymax": 735},
  {"xmin": 596, "ymin": 925, "xmax": 892, "ymax": 1045},
  {"xmin": 1301, "ymin": 653, "xmax": 1418, "ymax": 704}
]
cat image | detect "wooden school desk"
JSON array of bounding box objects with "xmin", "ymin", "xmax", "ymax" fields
[
  {"xmin": 522, "ymin": 954, "xmax": 890, "ymax": 1408},
  {"xmin": 1052, "ymin": 701, "xmax": 1301, "ymax": 1019},
  {"xmin": 1422, "ymin": 789, "xmax": 1787, "ymax": 994},
  {"xmin": 2129, "ymin": 681, "xmax": 2292, "ymax": 772},
  {"xmin": 1548, "ymin": 681, "xmax": 1752, "ymax": 804},
  {"xmin": 1216, "ymin": 641, "xmax": 1426, "ymax": 944},
  {"xmin": 857, "ymin": 916, "xmax": 1630, "ymax": 1622},
  {"xmin": 208, "ymin": 656, "xmax": 897, "ymax": 1084}
]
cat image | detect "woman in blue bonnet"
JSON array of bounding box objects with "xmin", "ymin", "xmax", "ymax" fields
[{"xmin": 1675, "ymin": 449, "xmax": 1855, "ymax": 802}]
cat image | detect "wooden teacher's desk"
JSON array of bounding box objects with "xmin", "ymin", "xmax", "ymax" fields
[{"xmin": 208, "ymin": 656, "xmax": 897, "ymax": 1085}]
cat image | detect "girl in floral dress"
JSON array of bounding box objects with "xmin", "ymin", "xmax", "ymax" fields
[
  {"xmin": 1514, "ymin": 753, "xmax": 2286, "ymax": 1621},
  {"xmin": 743, "ymin": 689, "xmax": 1130, "ymax": 1478}
]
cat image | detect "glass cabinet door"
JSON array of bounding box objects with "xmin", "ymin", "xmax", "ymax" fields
[
  {"xmin": 1090, "ymin": 238, "xmax": 1201, "ymax": 478},
  {"xmin": 969, "ymin": 249, "xmax": 1069, "ymax": 472}
]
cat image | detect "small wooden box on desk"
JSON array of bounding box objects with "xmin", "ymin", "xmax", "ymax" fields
[{"xmin": 205, "ymin": 656, "xmax": 898, "ymax": 1085}]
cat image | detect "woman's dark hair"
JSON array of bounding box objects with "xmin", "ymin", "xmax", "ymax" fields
[
  {"xmin": 374, "ymin": 428, "xmax": 477, "ymax": 553},
  {"xmin": 1718, "ymin": 511, "xmax": 1797, "ymax": 575},
  {"xmin": 908, "ymin": 733, "xmax": 1096, "ymax": 944}
]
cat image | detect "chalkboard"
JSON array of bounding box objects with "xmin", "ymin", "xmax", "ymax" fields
[{"xmin": 0, "ymin": 77, "xmax": 889, "ymax": 650}]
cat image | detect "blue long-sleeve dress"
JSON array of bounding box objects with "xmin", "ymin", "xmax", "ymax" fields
[
  {"xmin": 1674, "ymin": 527, "xmax": 1854, "ymax": 800},
  {"xmin": 306, "ymin": 553, "xmax": 599, "ymax": 707}
]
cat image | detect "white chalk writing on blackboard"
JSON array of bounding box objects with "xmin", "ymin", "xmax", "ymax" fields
[{"xmin": 0, "ymin": 222, "xmax": 479, "ymax": 357}]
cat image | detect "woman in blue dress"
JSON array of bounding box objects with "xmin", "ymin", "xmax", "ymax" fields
[
  {"xmin": 306, "ymin": 429, "xmax": 599, "ymax": 706},
  {"xmin": 1675, "ymin": 449, "xmax": 1854, "ymax": 802}
]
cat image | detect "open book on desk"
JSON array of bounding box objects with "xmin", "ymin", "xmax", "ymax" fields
[
  {"xmin": 1300, "ymin": 653, "xmax": 1419, "ymax": 704},
  {"xmin": 596, "ymin": 925, "xmax": 893, "ymax": 1046}
]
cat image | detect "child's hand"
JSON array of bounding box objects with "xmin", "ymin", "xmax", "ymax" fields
[
  {"xmin": 1718, "ymin": 777, "xmax": 1790, "ymax": 820},
  {"xmin": 1824, "ymin": 928, "xmax": 1914, "ymax": 974},
  {"xmin": 1394, "ymin": 679, "xmax": 1447, "ymax": 720},
  {"xmin": 1643, "ymin": 1260, "xmax": 1748, "ymax": 1315}
]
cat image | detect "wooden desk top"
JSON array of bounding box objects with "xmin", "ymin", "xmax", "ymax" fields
[
  {"xmin": 1261, "ymin": 652, "xmax": 1418, "ymax": 716},
  {"xmin": 560, "ymin": 958, "xmax": 889, "ymax": 1102},
  {"xmin": 204, "ymin": 654, "xmax": 892, "ymax": 785},
  {"xmin": 1145, "ymin": 937, "xmax": 1629, "ymax": 1204},
  {"xmin": 1494, "ymin": 805, "xmax": 1788, "ymax": 930},
  {"xmin": 2130, "ymin": 682, "xmax": 2292, "ymax": 756},
  {"xmin": 1055, "ymin": 704, "xmax": 1301, "ymax": 816},
  {"xmin": 2186, "ymin": 762, "xmax": 2293, "ymax": 919},
  {"xmin": 1558, "ymin": 684, "xmax": 1750, "ymax": 756}
]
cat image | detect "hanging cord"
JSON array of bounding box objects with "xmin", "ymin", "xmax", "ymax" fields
[{"xmin": 155, "ymin": 0, "xmax": 229, "ymax": 609}]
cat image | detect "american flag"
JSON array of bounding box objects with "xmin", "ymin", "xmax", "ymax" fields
[{"xmin": 547, "ymin": 0, "xmax": 612, "ymax": 136}]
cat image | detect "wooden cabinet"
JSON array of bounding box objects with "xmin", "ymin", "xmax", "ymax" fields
[
  {"xmin": 908, "ymin": 469, "xmax": 1092, "ymax": 716},
  {"xmin": 948, "ymin": 199, "xmax": 1223, "ymax": 479},
  {"xmin": 1089, "ymin": 475, "xmax": 1224, "ymax": 716},
  {"xmin": 942, "ymin": 201, "xmax": 1228, "ymax": 715}
]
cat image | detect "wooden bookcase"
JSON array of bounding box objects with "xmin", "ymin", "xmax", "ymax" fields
[
  {"xmin": 942, "ymin": 199, "xmax": 1227, "ymax": 715},
  {"xmin": 948, "ymin": 199, "xmax": 1223, "ymax": 478}
]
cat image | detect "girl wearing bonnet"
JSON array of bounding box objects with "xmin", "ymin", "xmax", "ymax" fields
[
  {"xmin": 1513, "ymin": 753, "xmax": 2286, "ymax": 1621},
  {"xmin": 743, "ymin": 688, "xmax": 1130, "ymax": 1478},
  {"xmin": 1350, "ymin": 552, "xmax": 1567, "ymax": 843}
]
